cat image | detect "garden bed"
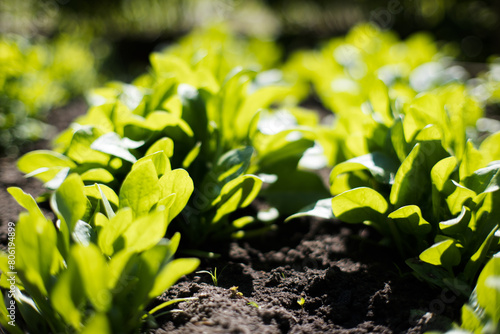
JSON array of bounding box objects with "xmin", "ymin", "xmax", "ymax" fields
[
  {"xmin": 152, "ymin": 219, "xmax": 461, "ymax": 334},
  {"xmin": 0, "ymin": 102, "xmax": 461, "ymax": 333}
]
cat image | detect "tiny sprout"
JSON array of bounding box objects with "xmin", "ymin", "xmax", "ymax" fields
[
  {"xmin": 229, "ymin": 286, "xmax": 243, "ymax": 298},
  {"xmin": 297, "ymin": 297, "xmax": 305, "ymax": 310},
  {"xmin": 229, "ymin": 286, "xmax": 259, "ymax": 308},
  {"xmin": 247, "ymin": 301, "xmax": 260, "ymax": 308},
  {"xmin": 197, "ymin": 267, "xmax": 225, "ymax": 286}
]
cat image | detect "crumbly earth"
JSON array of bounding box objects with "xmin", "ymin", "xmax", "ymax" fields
[
  {"xmin": 0, "ymin": 100, "xmax": 464, "ymax": 333},
  {"xmin": 149, "ymin": 220, "xmax": 461, "ymax": 334}
]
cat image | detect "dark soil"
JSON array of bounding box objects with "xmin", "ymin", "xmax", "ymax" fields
[
  {"xmin": 150, "ymin": 220, "xmax": 461, "ymax": 334},
  {"xmin": 0, "ymin": 100, "xmax": 463, "ymax": 333}
]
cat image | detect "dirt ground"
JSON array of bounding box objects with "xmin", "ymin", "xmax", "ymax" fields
[{"xmin": 0, "ymin": 101, "xmax": 463, "ymax": 333}]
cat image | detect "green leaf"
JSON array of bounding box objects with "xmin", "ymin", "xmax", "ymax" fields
[
  {"xmin": 286, "ymin": 198, "xmax": 334, "ymax": 221},
  {"xmin": 460, "ymin": 140, "xmax": 487, "ymax": 181},
  {"xmin": 119, "ymin": 159, "xmax": 160, "ymax": 216},
  {"xmin": 390, "ymin": 117, "xmax": 409, "ymax": 163},
  {"xmin": 151, "ymin": 54, "xmax": 195, "ymax": 85},
  {"xmin": 405, "ymin": 258, "xmax": 456, "ymax": 290},
  {"xmin": 51, "ymin": 259, "xmax": 85, "ymax": 330},
  {"xmin": 462, "ymin": 162, "xmax": 500, "ymax": 195},
  {"xmin": 236, "ymin": 84, "xmax": 293, "ymax": 139},
  {"xmin": 439, "ymin": 206, "xmax": 471, "ymax": 236},
  {"xmin": 460, "ymin": 304, "xmax": 484, "ymax": 333},
  {"xmin": 388, "ymin": 205, "xmax": 432, "ymax": 235},
  {"xmin": 331, "ymin": 187, "xmax": 388, "ymax": 224},
  {"xmin": 464, "ymin": 226, "xmax": 499, "ymax": 282},
  {"xmin": 81, "ymin": 168, "xmax": 115, "ymax": 184},
  {"xmin": 330, "ymin": 152, "xmax": 399, "ymax": 185},
  {"xmin": 479, "ymin": 131, "xmax": 500, "ymax": 161},
  {"xmin": 15, "ymin": 212, "xmax": 57, "ymax": 296},
  {"xmin": 98, "ymin": 208, "xmax": 134, "ymax": 256},
  {"xmin": 146, "ymin": 137, "xmax": 174, "ymax": 158},
  {"xmin": 147, "ymin": 77, "xmax": 177, "ymax": 112},
  {"xmin": 414, "ymin": 124, "xmax": 443, "ymax": 142},
  {"xmin": 107, "ymin": 248, "xmax": 136, "ymax": 289},
  {"xmin": 81, "ymin": 313, "xmax": 111, "ymax": 334},
  {"xmin": 135, "ymin": 151, "xmax": 171, "ymax": 178},
  {"xmin": 446, "ymin": 181, "xmax": 476, "ymax": 215},
  {"xmin": 390, "ymin": 143, "xmax": 423, "ymax": 207},
  {"xmin": 390, "ymin": 142, "xmax": 444, "ymax": 208},
  {"xmin": 120, "ymin": 210, "xmax": 169, "ymax": 254},
  {"xmin": 476, "ymin": 257, "xmax": 500, "ymax": 323},
  {"xmin": 144, "ymin": 111, "xmax": 194, "ymax": 136},
  {"xmin": 262, "ymin": 170, "xmax": 330, "ymax": 216},
  {"xmin": 178, "ymin": 84, "xmax": 209, "ymax": 144},
  {"xmin": 217, "ymin": 68, "xmax": 255, "ymax": 142},
  {"xmin": 431, "ymin": 156, "xmax": 457, "ymax": 192},
  {"xmin": 71, "ymin": 244, "xmax": 111, "ymax": 312},
  {"xmin": 257, "ymin": 130, "xmax": 315, "ymax": 173},
  {"xmin": 158, "ymin": 169, "xmax": 194, "ymax": 221},
  {"xmin": 182, "ymin": 141, "xmax": 201, "ymax": 169},
  {"xmin": 66, "ymin": 126, "xmax": 111, "ymax": 165},
  {"xmin": 51, "ymin": 173, "xmax": 87, "ymax": 232},
  {"xmin": 97, "ymin": 184, "xmax": 116, "ymax": 219},
  {"xmin": 84, "ymin": 184, "xmax": 118, "ymax": 219},
  {"xmin": 147, "ymin": 297, "xmax": 198, "ymax": 317},
  {"xmin": 368, "ymin": 79, "xmax": 392, "ymax": 125},
  {"xmin": 12, "ymin": 289, "xmax": 53, "ymax": 333},
  {"xmin": 7, "ymin": 187, "xmax": 46, "ymax": 222},
  {"xmin": 212, "ymin": 175, "xmax": 263, "ymax": 223},
  {"xmin": 148, "ymin": 258, "xmax": 200, "ymax": 299},
  {"xmin": 208, "ymin": 146, "xmax": 255, "ymax": 187},
  {"xmin": 91, "ymin": 132, "xmax": 143, "ymax": 163},
  {"xmin": 419, "ymin": 239, "xmax": 461, "ymax": 270},
  {"xmin": 17, "ymin": 150, "xmax": 76, "ymax": 183},
  {"xmin": 404, "ymin": 93, "xmax": 446, "ymax": 141}
]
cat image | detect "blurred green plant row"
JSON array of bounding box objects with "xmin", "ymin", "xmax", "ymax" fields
[
  {"xmin": 1, "ymin": 23, "xmax": 500, "ymax": 333},
  {"xmin": 0, "ymin": 33, "xmax": 102, "ymax": 155}
]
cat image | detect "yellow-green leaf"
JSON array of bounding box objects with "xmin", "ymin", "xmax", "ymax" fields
[
  {"xmin": 388, "ymin": 205, "xmax": 431, "ymax": 235},
  {"xmin": 331, "ymin": 187, "xmax": 388, "ymax": 224}
]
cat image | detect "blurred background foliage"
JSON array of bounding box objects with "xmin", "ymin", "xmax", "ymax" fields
[
  {"xmin": 0, "ymin": 0, "xmax": 499, "ymax": 155},
  {"xmin": 2, "ymin": 0, "xmax": 499, "ymax": 65}
]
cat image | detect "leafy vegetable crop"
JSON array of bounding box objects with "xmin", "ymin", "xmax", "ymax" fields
[
  {"xmin": 0, "ymin": 156, "xmax": 199, "ymax": 333},
  {"xmin": 288, "ymin": 24, "xmax": 500, "ymax": 307},
  {"xmin": 0, "ymin": 33, "xmax": 102, "ymax": 155}
]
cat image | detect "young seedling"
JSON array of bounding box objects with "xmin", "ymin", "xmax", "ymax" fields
[
  {"xmin": 196, "ymin": 267, "xmax": 226, "ymax": 286},
  {"xmin": 297, "ymin": 296, "xmax": 305, "ymax": 312},
  {"xmin": 229, "ymin": 286, "xmax": 259, "ymax": 308}
]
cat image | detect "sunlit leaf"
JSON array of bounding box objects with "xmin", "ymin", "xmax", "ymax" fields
[
  {"xmin": 331, "ymin": 187, "xmax": 388, "ymax": 224},
  {"xmin": 388, "ymin": 205, "xmax": 431, "ymax": 235},
  {"xmin": 419, "ymin": 239, "xmax": 461, "ymax": 270},
  {"xmin": 119, "ymin": 159, "xmax": 160, "ymax": 216}
]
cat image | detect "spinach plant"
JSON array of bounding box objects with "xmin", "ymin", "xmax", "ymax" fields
[
  {"xmin": 0, "ymin": 155, "xmax": 198, "ymax": 333},
  {"xmin": 292, "ymin": 82, "xmax": 500, "ymax": 294}
]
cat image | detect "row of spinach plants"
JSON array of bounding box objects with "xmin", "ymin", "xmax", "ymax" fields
[{"xmin": 288, "ymin": 24, "xmax": 500, "ymax": 333}]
